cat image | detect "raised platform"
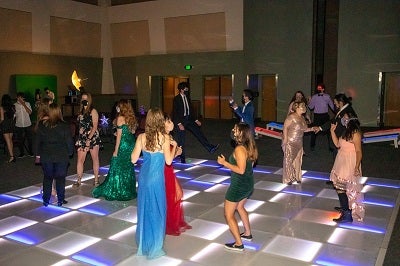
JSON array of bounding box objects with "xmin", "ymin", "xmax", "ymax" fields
[{"xmin": 255, "ymin": 127, "xmax": 282, "ymax": 140}]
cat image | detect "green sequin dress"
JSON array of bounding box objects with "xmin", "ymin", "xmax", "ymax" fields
[{"xmin": 92, "ymin": 124, "xmax": 137, "ymax": 200}]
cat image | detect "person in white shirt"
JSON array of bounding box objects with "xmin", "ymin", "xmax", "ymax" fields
[{"xmin": 14, "ymin": 92, "xmax": 34, "ymax": 158}]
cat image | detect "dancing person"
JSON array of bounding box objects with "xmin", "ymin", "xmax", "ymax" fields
[
  {"xmin": 308, "ymin": 84, "xmax": 334, "ymax": 151},
  {"xmin": 330, "ymin": 112, "xmax": 364, "ymax": 223},
  {"xmin": 172, "ymin": 82, "xmax": 219, "ymax": 163},
  {"xmin": 73, "ymin": 92, "xmax": 102, "ymax": 187},
  {"xmin": 92, "ymin": 99, "xmax": 138, "ymax": 201},
  {"xmin": 217, "ymin": 123, "xmax": 258, "ymax": 251},
  {"xmin": 229, "ymin": 89, "xmax": 255, "ymax": 136},
  {"xmin": 14, "ymin": 92, "xmax": 34, "ymax": 158},
  {"xmin": 287, "ymin": 90, "xmax": 311, "ymax": 124},
  {"xmin": 131, "ymin": 107, "xmax": 177, "ymax": 259},
  {"xmin": 35, "ymin": 103, "xmax": 74, "ymax": 207},
  {"xmin": 1, "ymin": 94, "xmax": 16, "ymax": 163},
  {"xmin": 282, "ymin": 101, "xmax": 316, "ymax": 185},
  {"xmin": 164, "ymin": 114, "xmax": 192, "ymax": 236}
]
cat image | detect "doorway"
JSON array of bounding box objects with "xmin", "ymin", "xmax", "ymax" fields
[
  {"xmin": 256, "ymin": 74, "xmax": 277, "ymax": 122},
  {"xmin": 203, "ymin": 75, "xmax": 233, "ymax": 119},
  {"xmin": 162, "ymin": 76, "xmax": 189, "ymax": 116},
  {"xmin": 381, "ymin": 72, "xmax": 400, "ymax": 127}
]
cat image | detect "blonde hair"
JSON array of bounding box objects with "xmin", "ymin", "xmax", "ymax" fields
[
  {"xmin": 145, "ymin": 107, "xmax": 166, "ymax": 151},
  {"xmin": 118, "ymin": 99, "xmax": 137, "ymax": 133}
]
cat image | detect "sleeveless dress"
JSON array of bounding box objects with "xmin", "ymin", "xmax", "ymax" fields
[
  {"xmin": 92, "ymin": 124, "xmax": 136, "ymax": 201},
  {"xmin": 330, "ymin": 138, "xmax": 365, "ymax": 221},
  {"xmin": 165, "ymin": 164, "xmax": 191, "ymax": 235},
  {"xmin": 225, "ymin": 154, "xmax": 254, "ymax": 202},
  {"xmin": 282, "ymin": 114, "xmax": 308, "ymax": 184},
  {"xmin": 0, "ymin": 107, "xmax": 15, "ymax": 133},
  {"xmin": 136, "ymin": 150, "xmax": 166, "ymax": 259},
  {"xmin": 75, "ymin": 112, "xmax": 102, "ymax": 149}
]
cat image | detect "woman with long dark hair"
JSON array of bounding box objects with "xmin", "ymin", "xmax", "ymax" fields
[{"xmin": 1, "ymin": 94, "xmax": 16, "ymax": 163}]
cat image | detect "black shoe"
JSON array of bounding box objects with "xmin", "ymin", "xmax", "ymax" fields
[
  {"xmin": 224, "ymin": 242, "xmax": 244, "ymax": 251},
  {"xmin": 58, "ymin": 200, "xmax": 68, "ymax": 207},
  {"xmin": 17, "ymin": 154, "xmax": 25, "ymax": 158},
  {"xmin": 43, "ymin": 202, "xmax": 49, "ymax": 207},
  {"xmin": 333, "ymin": 210, "xmax": 353, "ymax": 223},
  {"xmin": 240, "ymin": 232, "xmax": 253, "ymax": 241},
  {"xmin": 209, "ymin": 144, "xmax": 220, "ymax": 154}
]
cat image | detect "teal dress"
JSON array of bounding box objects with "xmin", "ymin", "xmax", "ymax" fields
[
  {"xmin": 225, "ymin": 154, "xmax": 254, "ymax": 202},
  {"xmin": 92, "ymin": 124, "xmax": 136, "ymax": 201},
  {"xmin": 136, "ymin": 150, "xmax": 166, "ymax": 259}
]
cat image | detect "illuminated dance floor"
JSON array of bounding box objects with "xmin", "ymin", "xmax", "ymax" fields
[{"xmin": 0, "ymin": 158, "xmax": 399, "ymax": 265}]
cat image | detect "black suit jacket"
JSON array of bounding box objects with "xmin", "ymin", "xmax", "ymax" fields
[
  {"xmin": 172, "ymin": 94, "xmax": 197, "ymax": 125},
  {"xmin": 320, "ymin": 104, "xmax": 357, "ymax": 137}
]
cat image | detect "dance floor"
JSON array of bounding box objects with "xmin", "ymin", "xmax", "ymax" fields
[{"xmin": 0, "ymin": 158, "xmax": 399, "ymax": 266}]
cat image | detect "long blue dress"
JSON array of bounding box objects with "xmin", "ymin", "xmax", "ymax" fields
[
  {"xmin": 136, "ymin": 150, "xmax": 166, "ymax": 259},
  {"xmin": 92, "ymin": 124, "xmax": 136, "ymax": 200}
]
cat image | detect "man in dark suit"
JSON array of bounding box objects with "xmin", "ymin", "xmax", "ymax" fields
[{"xmin": 172, "ymin": 82, "xmax": 219, "ymax": 163}]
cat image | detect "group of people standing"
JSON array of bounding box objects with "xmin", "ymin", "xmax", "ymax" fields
[{"xmin": 282, "ymin": 84, "xmax": 365, "ymax": 224}]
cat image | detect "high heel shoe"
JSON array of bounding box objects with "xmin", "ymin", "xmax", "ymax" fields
[
  {"xmin": 8, "ymin": 156, "xmax": 16, "ymax": 163},
  {"xmin": 93, "ymin": 176, "xmax": 100, "ymax": 187},
  {"xmin": 72, "ymin": 176, "xmax": 82, "ymax": 187}
]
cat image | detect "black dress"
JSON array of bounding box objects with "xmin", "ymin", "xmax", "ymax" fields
[{"xmin": 0, "ymin": 107, "xmax": 15, "ymax": 134}]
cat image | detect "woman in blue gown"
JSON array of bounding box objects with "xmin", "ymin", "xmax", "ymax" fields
[
  {"xmin": 131, "ymin": 108, "xmax": 177, "ymax": 259},
  {"xmin": 92, "ymin": 99, "xmax": 137, "ymax": 201}
]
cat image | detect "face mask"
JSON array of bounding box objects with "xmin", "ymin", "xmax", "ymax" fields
[
  {"xmin": 81, "ymin": 100, "xmax": 88, "ymax": 107},
  {"xmin": 116, "ymin": 106, "xmax": 120, "ymax": 113},
  {"xmin": 341, "ymin": 117, "xmax": 349, "ymax": 127}
]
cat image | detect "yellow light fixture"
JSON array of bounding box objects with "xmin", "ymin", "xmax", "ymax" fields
[{"xmin": 71, "ymin": 70, "xmax": 82, "ymax": 90}]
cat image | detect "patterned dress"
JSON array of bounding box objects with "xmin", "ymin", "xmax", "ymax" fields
[
  {"xmin": 92, "ymin": 124, "xmax": 136, "ymax": 200},
  {"xmin": 75, "ymin": 112, "xmax": 101, "ymax": 149},
  {"xmin": 282, "ymin": 113, "xmax": 308, "ymax": 184}
]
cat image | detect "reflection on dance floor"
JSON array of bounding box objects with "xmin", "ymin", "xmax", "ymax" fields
[{"xmin": 0, "ymin": 158, "xmax": 398, "ymax": 265}]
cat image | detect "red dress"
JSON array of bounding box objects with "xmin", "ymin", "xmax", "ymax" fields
[{"xmin": 164, "ymin": 164, "xmax": 192, "ymax": 235}]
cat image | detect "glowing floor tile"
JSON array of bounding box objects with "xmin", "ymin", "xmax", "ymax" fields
[
  {"xmin": 183, "ymin": 180, "xmax": 216, "ymax": 191},
  {"xmin": 195, "ymin": 174, "xmax": 230, "ymax": 183},
  {"xmin": 65, "ymin": 173, "xmax": 94, "ymax": 182},
  {"xmin": 244, "ymin": 199, "xmax": 265, "ymax": 212},
  {"xmin": 204, "ymin": 183, "xmax": 228, "ymax": 193},
  {"xmin": 294, "ymin": 208, "xmax": 337, "ymax": 226},
  {"xmin": 108, "ymin": 206, "xmax": 137, "ymax": 223},
  {"xmin": 365, "ymin": 177, "xmax": 400, "ymax": 189},
  {"xmin": 263, "ymin": 235, "xmax": 322, "ymax": 262},
  {"xmin": 51, "ymin": 259, "xmax": 81, "ymax": 266},
  {"xmin": 75, "ymin": 216, "xmax": 134, "ymax": 239},
  {"xmin": 302, "ymin": 171, "xmax": 330, "ymax": 181},
  {"xmin": 45, "ymin": 210, "xmax": 102, "ymax": 231},
  {"xmin": 183, "ymin": 219, "xmax": 228, "ymax": 240},
  {"xmin": 38, "ymin": 231, "xmax": 101, "ymax": 256},
  {"xmin": 363, "ymin": 193, "xmax": 395, "ymax": 207},
  {"xmin": 281, "ymin": 186, "xmax": 316, "ymax": 197},
  {"xmin": 328, "ymin": 227, "xmax": 384, "ymax": 250},
  {"xmin": 8, "ymin": 186, "xmax": 41, "ymax": 198},
  {"xmin": 315, "ymin": 244, "xmax": 377, "ymax": 266},
  {"xmin": 0, "ymin": 198, "xmax": 41, "ymax": 214},
  {"xmin": 71, "ymin": 239, "xmax": 134, "ymax": 266},
  {"xmin": 248, "ymin": 213, "xmax": 289, "ymax": 234},
  {"xmin": 108, "ymin": 225, "xmax": 136, "ymax": 242},
  {"xmin": 17, "ymin": 204, "xmax": 70, "ymax": 222},
  {"xmin": 269, "ymin": 193, "xmax": 311, "ymax": 209},
  {"xmin": 254, "ymin": 180, "xmax": 287, "ymax": 192},
  {"xmin": 79, "ymin": 200, "xmax": 130, "ymax": 216},
  {"xmin": 316, "ymin": 188, "xmax": 340, "ymax": 199},
  {"xmin": 199, "ymin": 160, "xmax": 221, "ymax": 167},
  {"xmin": 0, "ymin": 194, "xmax": 21, "ymax": 205},
  {"xmin": 0, "ymin": 216, "xmax": 37, "ymax": 236},
  {"xmin": 5, "ymin": 222, "xmax": 68, "ymax": 245},
  {"xmin": 0, "ymin": 238, "xmax": 32, "ymax": 260},
  {"xmin": 181, "ymin": 189, "xmax": 200, "ymax": 200},
  {"xmin": 64, "ymin": 195, "xmax": 100, "ymax": 209},
  {"xmin": 116, "ymin": 254, "xmax": 182, "ymax": 266}
]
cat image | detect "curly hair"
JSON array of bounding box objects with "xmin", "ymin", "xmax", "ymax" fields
[
  {"xmin": 117, "ymin": 99, "xmax": 137, "ymax": 133},
  {"xmin": 233, "ymin": 123, "xmax": 258, "ymax": 162},
  {"xmin": 343, "ymin": 112, "xmax": 361, "ymax": 141},
  {"xmin": 145, "ymin": 107, "xmax": 166, "ymax": 152}
]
